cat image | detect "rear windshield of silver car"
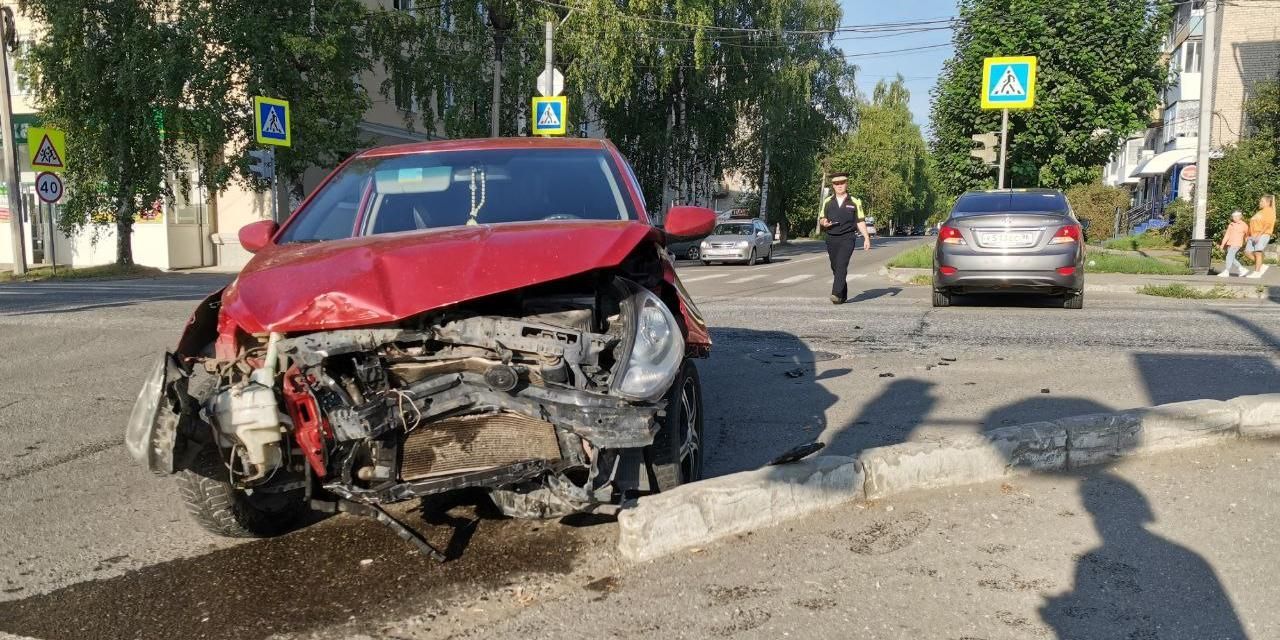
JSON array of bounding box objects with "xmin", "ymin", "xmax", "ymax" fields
[
  {"xmin": 952, "ymin": 192, "xmax": 1068, "ymax": 216},
  {"xmin": 278, "ymin": 148, "xmax": 638, "ymax": 243}
]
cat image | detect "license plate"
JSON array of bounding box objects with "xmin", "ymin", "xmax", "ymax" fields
[{"xmin": 979, "ymin": 231, "xmax": 1035, "ymax": 247}]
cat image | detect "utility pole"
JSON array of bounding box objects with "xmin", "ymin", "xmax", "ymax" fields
[
  {"xmin": 486, "ymin": 3, "xmax": 513, "ymax": 138},
  {"xmin": 0, "ymin": 8, "xmax": 25, "ymax": 275},
  {"xmin": 997, "ymin": 109, "xmax": 1009, "ymax": 189},
  {"xmin": 544, "ymin": 21, "xmax": 554, "ymax": 100},
  {"xmin": 1190, "ymin": 0, "xmax": 1220, "ymax": 272}
]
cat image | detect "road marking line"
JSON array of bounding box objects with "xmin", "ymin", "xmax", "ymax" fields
[
  {"xmin": 727, "ymin": 275, "xmax": 766, "ymax": 284},
  {"xmin": 777, "ymin": 274, "xmax": 814, "ymax": 284},
  {"xmin": 681, "ymin": 273, "xmax": 731, "ymax": 283}
]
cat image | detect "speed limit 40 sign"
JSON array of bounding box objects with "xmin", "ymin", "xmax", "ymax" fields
[{"xmin": 36, "ymin": 171, "xmax": 63, "ymax": 204}]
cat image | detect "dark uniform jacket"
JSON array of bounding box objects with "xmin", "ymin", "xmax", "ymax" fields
[{"xmin": 821, "ymin": 194, "xmax": 865, "ymax": 236}]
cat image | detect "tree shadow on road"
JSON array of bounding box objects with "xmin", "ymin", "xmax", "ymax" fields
[{"xmin": 1041, "ymin": 472, "xmax": 1247, "ymax": 640}]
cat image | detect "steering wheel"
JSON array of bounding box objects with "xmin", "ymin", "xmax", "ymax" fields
[{"xmin": 542, "ymin": 213, "xmax": 581, "ymax": 221}]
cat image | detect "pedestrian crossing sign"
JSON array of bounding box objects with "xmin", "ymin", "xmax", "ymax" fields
[
  {"xmin": 531, "ymin": 96, "xmax": 567, "ymax": 136},
  {"xmin": 253, "ymin": 96, "xmax": 292, "ymax": 147},
  {"xmin": 981, "ymin": 56, "xmax": 1037, "ymax": 110},
  {"xmin": 27, "ymin": 127, "xmax": 66, "ymax": 173}
]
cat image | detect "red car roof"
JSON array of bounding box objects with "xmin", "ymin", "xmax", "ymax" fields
[{"xmin": 358, "ymin": 137, "xmax": 612, "ymax": 159}]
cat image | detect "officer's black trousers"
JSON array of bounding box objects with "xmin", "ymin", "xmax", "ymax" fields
[{"xmin": 825, "ymin": 232, "xmax": 856, "ymax": 301}]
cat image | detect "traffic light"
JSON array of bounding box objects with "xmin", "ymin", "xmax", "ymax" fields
[
  {"xmin": 970, "ymin": 132, "xmax": 999, "ymax": 165},
  {"xmin": 248, "ymin": 149, "xmax": 275, "ymax": 181}
]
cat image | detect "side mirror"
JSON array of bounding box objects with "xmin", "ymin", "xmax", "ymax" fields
[
  {"xmin": 239, "ymin": 220, "xmax": 279, "ymax": 254},
  {"xmin": 664, "ymin": 205, "xmax": 716, "ymax": 240}
]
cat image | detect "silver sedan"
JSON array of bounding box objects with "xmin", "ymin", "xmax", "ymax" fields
[
  {"xmin": 933, "ymin": 189, "xmax": 1085, "ymax": 309},
  {"xmin": 699, "ymin": 220, "xmax": 774, "ymax": 265}
]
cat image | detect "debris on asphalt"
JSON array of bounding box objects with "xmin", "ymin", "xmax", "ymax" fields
[
  {"xmin": 885, "ymin": 505, "xmax": 895, "ymax": 512},
  {"xmin": 784, "ymin": 368, "xmax": 806, "ymax": 378},
  {"xmin": 879, "ymin": 372, "xmax": 895, "ymax": 378},
  {"xmin": 941, "ymin": 357, "xmax": 958, "ymax": 362},
  {"xmin": 768, "ymin": 442, "xmax": 826, "ymax": 466},
  {"xmin": 937, "ymin": 362, "xmax": 950, "ymax": 366},
  {"xmin": 359, "ymin": 558, "xmax": 374, "ymax": 567},
  {"xmin": 1041, "ymin": 388, "xmax": 1051, "ymax": 394}
]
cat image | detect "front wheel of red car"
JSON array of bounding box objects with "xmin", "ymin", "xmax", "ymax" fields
[
  {"xmin": 652, "ymin": 360, "xmax": 704, "ymax": 491},
  {"xmin": 176, "ymin": 446, "xmax": 309, "ymax": 538}
]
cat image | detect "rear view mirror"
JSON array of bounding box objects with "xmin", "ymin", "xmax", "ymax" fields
[
  {"xmin": 239, "ymin": 220, "xmax": 279, "ymax": 254},
  {"xmin": 664, "ymin": 206, "xmax": 716, "ymax": 240}
]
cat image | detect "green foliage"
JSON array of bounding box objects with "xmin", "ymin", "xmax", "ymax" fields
[
  {"xmin": 1207, "ymin": 136, "xmax": 1280, "ymax": 242},
  {"xmin": 1103, "ymin": 232, "xmax": 1177, "ymax": 251},
  {"xmin": 1163, "ymin": 199, "xmax": 1193, "ymax": 247},
  {"xmin": 930, "ymin": 0, "xmax": 1171, "ymax": 197},
  {"xmin": 1086, "ymin": 252, "xmax": 1191, "ymax": 275},
  {"xmin": 887, "ymin": 243, "xmax": 934, "ymax": 269},
  {"xmin": 826, "ymin": 77, "xmax": 937, "ymax": 231},
  {"xmin": 1065, "ymin": 182, "xmax": 1128, "ymax": 241},
  {"xmin": 1138, "ymin": 284, "xmax": 1239, "ymax": 300},
  {"xmin": 20, "ymin": 0, "xmax": 195, "ymax": 264}
]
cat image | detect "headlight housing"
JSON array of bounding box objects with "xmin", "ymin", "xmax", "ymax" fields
[
  {"xmin": 614, "ymin": 283, "xmax": 685, "ymax": 402},
  {"xmin": 700, "ymin": 240, "xmax": 710, "ymax": 249},
  {"xmin": 736, "ymin": 240, "xmax": 749, "ymax": 248}
]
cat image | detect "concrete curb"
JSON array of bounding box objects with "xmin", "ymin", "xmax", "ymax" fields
[
  {"xmin": 617, "ymin": 394, "xmax": 1280, "ymax": 563},
  {"xmin": 617, "ymin": 456, "xmax": 862, "ymax": 563},
  {"xmin": 880, "ymin": 266, "xmax": 1275, "ymax": 299}
]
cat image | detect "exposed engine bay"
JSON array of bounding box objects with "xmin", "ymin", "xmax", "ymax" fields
[{"xmin": 127, "ymin": 271, "xmax": 701, "ymax": 556}]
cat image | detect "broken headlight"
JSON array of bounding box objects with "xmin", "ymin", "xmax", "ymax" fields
[{"xmin": 614, "ymin": 285, "xmax": 684, "ymax": 402}]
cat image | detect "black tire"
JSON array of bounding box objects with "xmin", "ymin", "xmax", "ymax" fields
[
  {"xmin": 746, "ymin": 249, "xmax": 757, "ymax": 266},
  {"xmin": 687, "ymin": 247, "xmax": 700, "ymax": 260},
  {"xmin": 652, "ymin": 360, "xmax": 704, "ymax": 491},
  {"xmin": 702, "ymin": 260, "xmax": 712, "ymax": 266},
  {"xmin": 763, "ymin": 246, "xmax": 773, "ymax": 263},
  {"xmin": 175, "ymin": 446, "xmax": 309, "ymax": 538},
  {"xmin": 932, "ymin": 289, "xmax": 951, "ymax": 307},
  {"xmin": 1063, "ymin": 291, "xmax": 1084, "ymax": 309}
]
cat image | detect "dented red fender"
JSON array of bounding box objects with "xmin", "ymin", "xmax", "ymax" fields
[{"xmin": 217, "ymin": 220, "xmax": 712, "ymax": 353}]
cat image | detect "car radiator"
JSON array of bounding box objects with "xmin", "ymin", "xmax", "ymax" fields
[{"xmin": 399, "ymin": 412, "xmax": 563, "ymax": 481}]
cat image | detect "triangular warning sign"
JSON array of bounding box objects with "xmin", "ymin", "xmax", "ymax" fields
[
  {"xmin": 991, "ymin": 67, "xmax": 1026, "ymax": 97},
  {"xmin": 537, "ymin": 103, "xmax": 560, "ymax": 127},
  {"xmin": 262, "ymin": 107, "xmax": 286, "ymax": 136},
  {"xmin": 33, "ymin": 135, "xmax": 63, "ymax": 168}
]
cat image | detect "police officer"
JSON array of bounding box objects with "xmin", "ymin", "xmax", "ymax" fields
[{"xmin": 819, "ymin": 173, "xmax": 870, "ymax": 304}]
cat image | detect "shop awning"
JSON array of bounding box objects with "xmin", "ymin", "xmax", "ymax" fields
[{"xmin": 1134, "ymin": 149, "xmax": 1196, "ymax": 177}]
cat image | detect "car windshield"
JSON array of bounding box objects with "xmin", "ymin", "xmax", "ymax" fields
[
  {"xmin": 952, "ymin": 191, "xmax": 1068, "ymax": 216},
  {"xmin": 713, "ymin": 223, "xmax": 753, "ymax": 236},
  {"xmin": 277, "ymin": 148, "xmax": 636, "ymax": 243}
]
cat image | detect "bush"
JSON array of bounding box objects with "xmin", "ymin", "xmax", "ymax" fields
[
  {"xmin": 1066, "ymin": 182, "xmax": 1129, "ymax": 241},
  {"xmin": 1103, "ymin": 232, "xmax": 1177, "ymax": 251},
  {"xmin": 1207, "ymin": 136, "xmax": 1280, "ymax": 240},
  {"xmin": 1165, "ymin": 199, "xmax": 1193, "ymax": 247},
  {"xmin": 1086, "ymin": 253, "xmax": 1192, "ymax": 275}
]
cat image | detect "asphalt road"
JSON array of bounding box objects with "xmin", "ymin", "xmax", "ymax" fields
[{"xmin": 0, "ymin": 237, "xmax": 1278, "ymax": 639}]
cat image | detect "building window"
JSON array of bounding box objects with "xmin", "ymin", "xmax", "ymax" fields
[
  {"xmin": 393, "ymin": 0, "xmax": 415, "ymax": 10},
  {"xmin": 1183, "ymin": 40, "xmax": 1202, "ymax": 73},
  {"xmin": 1192, "ymin": 0, "xmax": 1205, "ymax": 9}
]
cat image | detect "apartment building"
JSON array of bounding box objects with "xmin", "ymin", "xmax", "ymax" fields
[
  {"xmin": 1103, "ymin": 0, "xmax": 1279, "ymax": 220},
  {"xmin": 0, "ymin": 0, "xmax": 433, "ymax": 271}
]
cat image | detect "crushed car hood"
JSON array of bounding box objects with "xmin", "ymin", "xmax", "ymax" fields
[{"xmin": 221, "ymin": 221, "xmax": 660, "ymax": 333}]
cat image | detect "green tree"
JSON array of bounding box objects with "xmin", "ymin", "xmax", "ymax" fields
[
  {"xmin": 826, "ymin": 76, "xmax": 936, "ymax": 233},
  {"xmin": 20, "ymin": 0, "xmax": 195, "ymax": 264},
  {"xmin": 930, "ymin": 0, "xmax": 1171, "ymax": 196}
]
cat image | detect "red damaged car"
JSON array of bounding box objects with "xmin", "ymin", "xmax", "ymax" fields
[{"xmin": 125, "ymin": 138, "xmax": 715, "ymax": 555}]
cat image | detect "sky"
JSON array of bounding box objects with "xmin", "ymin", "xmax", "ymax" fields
[{"xmin": 837, "ymin": 0, "xmax": 959, "ymax": 136}]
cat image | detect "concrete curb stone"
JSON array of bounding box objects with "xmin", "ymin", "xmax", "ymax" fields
[
  {"xmin": 1231, "ymin": 393, "xmax": 1280, "ymax": 438},
  {"xmin": 881, "ymin": 266, "xmax": 1275, "ymax": 299},
  {"xmin": 616, "ymin": 455, "xmax": 862, "ymax": 563},
  {"xmin": 861, "ymin": 422, "xmax": 1066, "ymax": 500},
  {"xmin": 617, "ymin": 394, "xmax": 1279, "ymax": 563}
]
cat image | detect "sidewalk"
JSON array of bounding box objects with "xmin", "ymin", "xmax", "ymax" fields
[
  {"xmin": 361, "ymin": 439, "xmax": 1280, "ymax": 639},
  {"xmin": 884, "ymin": 265, "xmax": 1280, "ymax": 300}
]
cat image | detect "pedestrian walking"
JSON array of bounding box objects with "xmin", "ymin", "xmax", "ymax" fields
[
  {"xmin": 1244, "ymin": 194, "xmax": 1274, "ymax": 278},
  {"xmin": 819, "ymin": 173, "xmax": 870, "ymax": 304},
  {"xmin": 1218, "ymin": 211, "xmax": 1250, "ymax": 278}
]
